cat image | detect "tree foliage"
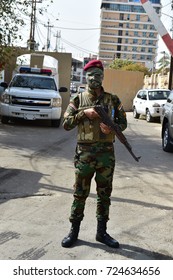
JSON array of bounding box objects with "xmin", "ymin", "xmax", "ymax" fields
[
  {"xmin": 0, "ymin": 0, "xmax": 27, "ymax": 69},
  {"xmin": 0, "ymin": 0, "xmax": 53, "ymax": 70},
  {"xmin": 156, "ymin": 52, "xmax": 170, "ymax": 74},
  {"xmin": 109, "ymin": 59, "xmax": 134, "ymax": 69},
  {"xmin": 109, "ymin": 58, "xmax": 150, "ymax": 75},
  {"xmin": 122, "ymin": 63, "xmax": 150, "ymax": 75}
]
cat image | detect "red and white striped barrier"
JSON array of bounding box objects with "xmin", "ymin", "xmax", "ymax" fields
[{"xmin": 140, "ymin": 0, "xmax": 173, "ymax": 56}]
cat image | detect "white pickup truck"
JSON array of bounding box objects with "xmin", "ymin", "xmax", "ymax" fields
[{"xmin": 0, "ymin": 66, "xmax": 67, "ymax": 127}]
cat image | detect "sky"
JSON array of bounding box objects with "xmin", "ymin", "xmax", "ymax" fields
[{"xmin": 19, "ymin": 0, "xmax": 172, "ymax": 62}]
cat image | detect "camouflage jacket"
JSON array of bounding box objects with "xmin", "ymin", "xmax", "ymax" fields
[{"xmin": 63, "ymin": 87, "xmax": 127, "ymax": 143}]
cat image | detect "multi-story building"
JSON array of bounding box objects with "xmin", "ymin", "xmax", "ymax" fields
[{"xmin": 98, "ymin": 0, "xmax": 162, "ymax": 68}]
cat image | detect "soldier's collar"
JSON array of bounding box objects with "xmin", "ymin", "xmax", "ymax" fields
[{"xmin": 88, "ymin": 86, "xmax": 104, "ymax": 96}]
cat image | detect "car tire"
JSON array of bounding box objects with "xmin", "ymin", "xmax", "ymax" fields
[
  {"xmin": 1, "ymin": 116, "xmax": 9, "ymax": 124},
  {"xmin": 146, "ymin": 109, "xmax": 153, "ymax": 122},
  {"xmin": 51, "ymin": 119, "xmax": 61, "ymax": 127},
  {"xmin": 133, "ymin": 107, "xmax": 140, "ymax": 119},
  {"xmin": 162, "ymin": 123, "xmax": 173, "ymax": 152}
]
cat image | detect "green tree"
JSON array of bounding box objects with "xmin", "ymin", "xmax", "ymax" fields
[
  {"xmin": 122, "ymin": 63, "xmax": 150, "ymax": 75},
  {"xmin": 0, "ymin": 0, "xmax": 52, "ymax": 70},
  {"xmin": 109, "ymin": 58, "xmax": 134, "ymax": 69},
  {"xmin": 0, "ymin": 0, "xmax": 27, "ymax": 69},
  {"xmin": 109, "ymin": 58, "xmax": 149, "ymax": 75},
  {"xmin": 157, "ymin": 51, "xmax": 170, "ymax": 74}
]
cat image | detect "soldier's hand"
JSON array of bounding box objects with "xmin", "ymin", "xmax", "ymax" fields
[
  {"xmin": 100, "ymin": 122, "xmax": 111, "ymax": 134},
  {"xmin": 84, "ymin": 108, "xmax": 99, "ymax": 120}
]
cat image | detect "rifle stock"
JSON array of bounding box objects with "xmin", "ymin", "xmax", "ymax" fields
[{"xmin": 93, "ymin": 105, "xmax": 141, "ymax": 162}]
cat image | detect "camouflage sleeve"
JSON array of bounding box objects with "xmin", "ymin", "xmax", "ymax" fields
[
  {"xmin": 112, "ymin": 95, "xmax": 127, "ymax": 131},
  {"xmin": 62, "ymin": 95, "xmax": 86, "ymax": 131}
]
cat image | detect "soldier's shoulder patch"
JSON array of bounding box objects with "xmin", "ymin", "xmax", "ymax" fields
[
  {"xmin": 64, "ymin": 112, "xmax": 69, "ymax": 118},
  {"xmin": 69, "ymin": 103, "xmax": 77, "ymax": 111}
]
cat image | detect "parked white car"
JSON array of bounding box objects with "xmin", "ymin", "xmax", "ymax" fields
[{"xmin": 132, "ymin": 89, "xmax": 170, "ymax": 122}]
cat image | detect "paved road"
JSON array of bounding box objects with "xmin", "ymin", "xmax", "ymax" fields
[{"xmin": 0, "ymin": 114, "xmax": 173, "ymax": 260}]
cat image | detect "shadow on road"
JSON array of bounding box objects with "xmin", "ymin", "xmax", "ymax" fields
[
  {"xmin": 75, "ymin": 240, "xmax": 173, "ymax": 260},
  {"xmin": 0, "ymin": 167, "xmax": 43, "ymax": 204}
]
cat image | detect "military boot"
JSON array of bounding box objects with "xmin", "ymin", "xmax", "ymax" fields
[
  {"xmin": 61, "ymin": 221, "xmax": 80, "ymax": 248},
  {"xmin": 96, "ymin": 220, "xmax": 119, "ymax": 248}
]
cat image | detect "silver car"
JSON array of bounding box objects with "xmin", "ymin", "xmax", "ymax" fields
[
  {"xmin": 161, "ymin": 90, "xmax": 173, "ymax": 152},
  {"xmin": 0, "ymin": 84, "xmax": 6, "ymax": 96}
]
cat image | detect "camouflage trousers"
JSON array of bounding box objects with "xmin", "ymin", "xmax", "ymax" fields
[{"xmin": 69, "ymin": 143, "xmax": 115, "ymax": 222}]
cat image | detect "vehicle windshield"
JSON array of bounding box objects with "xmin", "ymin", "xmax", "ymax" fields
[
  {"xmin": 148, "ymin": 90, "xmax": 170, "ymax": 100},
  {"xmin": 10, "ymin": 75, "xmax": 57, "ymax": 90}
]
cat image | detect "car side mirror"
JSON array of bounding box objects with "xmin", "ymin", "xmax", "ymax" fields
[
  {"xmin": 167, "ymin": 97, "xmax": 173, "ymax": 103},
  {"xmin": 0, "ymin": 82, "xmax": 8, "ymax": 89}
]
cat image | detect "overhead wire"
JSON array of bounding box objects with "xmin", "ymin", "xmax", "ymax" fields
[
  {"xmin": 8, "ymin": 0, "xmax": 173, "ymax": 57},
  {"xmin": 61, "ymin": 37, "xmax": 98, "ymax": 55}
]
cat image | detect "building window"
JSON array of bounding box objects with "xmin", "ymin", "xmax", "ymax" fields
[
  {"xmin": 101, "ymin": 3, "xmax": 160, "ymax": 15},
  {"xmin": 150, "ymin": 25, "xmax": 155, "ymax": 30},
  {"xmin": 136, "ymin": 14, "xmax": 140, "ymax": 21},
  {"xmin": 120, "ymin": 13, "xmax": 124, "ymax": 20},
  {"xmin": 148, "ymin": 48, "xmax": 153, "ymax": 53},
  {"xmin": 134, "ymin": 31, "xmax": 138, "ymax": 36},
  {"xmin": 132, "ymin": 47, "xmax": 137, "ymax": 52}
]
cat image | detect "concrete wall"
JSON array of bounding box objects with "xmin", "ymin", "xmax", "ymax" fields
[
  {"xmin": 4, "ymin": 50, "xmax": 72, "ymax": 115},
  {"xmin": 143, "ymin": 72, "xmax": 170, "ymax": 89},
  {"xmin": 103, "ymin": 69, "xmax": 144, "ymax": 111}
]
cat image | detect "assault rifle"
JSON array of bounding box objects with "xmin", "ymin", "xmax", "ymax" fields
[{"xmin": 93, "ymin": 105, "xmax": 141, "ymax": 162}]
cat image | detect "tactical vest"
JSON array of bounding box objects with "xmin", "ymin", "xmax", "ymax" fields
[{"xmin": 77, "ymin": 91, "xmax": 116, "ymax": 143}]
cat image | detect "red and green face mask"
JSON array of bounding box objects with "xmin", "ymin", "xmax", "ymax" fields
[{"xmin": 86, "ymin": 67, "xmax": 104, "ymax": 89}]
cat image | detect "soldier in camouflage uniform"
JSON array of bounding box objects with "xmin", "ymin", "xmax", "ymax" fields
[{"xmin": 61, "ymin": 60, "xmax": 127, "ymax": 248}]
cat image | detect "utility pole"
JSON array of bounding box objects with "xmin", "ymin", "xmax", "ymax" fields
[
  {"xmin": 27, "ymin": 0, "xmax": 42, "ymax": 51},
  {"xmin": 44, "ymin": 20, "xmax": 53, "ymax": 51},
  {"xmin": 59, "ymin": 44, "xmax": 65, "ymax": 52},
  {"xmin": 54, "ymin": 31, "xmax": 61, "ymax": 52},
  {"xmin": 168, "ymin": 1, "xmax": 173, "ymax": 90}
]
